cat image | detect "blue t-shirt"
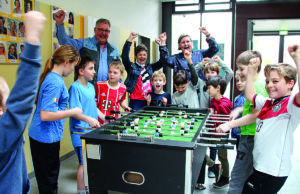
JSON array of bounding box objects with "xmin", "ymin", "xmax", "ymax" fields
[
  {"xmin": 28, "ymin": 72, "xmax": 69, "ymax": 143},
  {"xmin": 69, "ymin": 81, "xmax": 98, "ymax": 148},
  {"xmin": 231, "ymin": 93, "xmax": 246, "ymax": 138},
  {"xmin": 147, "ymin": 92, "xmax": 171, "ymax": 106}
]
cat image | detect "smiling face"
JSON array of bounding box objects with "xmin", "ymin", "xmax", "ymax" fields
[
  {"xmin": 152, "ymin": 76, "xmax": 166, "ymax": 93},
  {"xmin": 0, "ymin": 46, "xmax": 4, "ymax": 55},
  {"xmin": 10, "ymin": 22, "xmax": 16, "ymax": 30},
  {"xmin": 9, "ymin": 45, "xmax": 15, "ymax": 55},
  {"xmin": 0, "ymin": 19, "xmax": 4, "ymax": 28},
  {"xmin": 205, "ymin": 68, "xmax": 218, "ymax": 80},
  {"xmin": 15, "ymin": 0, "xmax": 20, "ymax": 8},
  {"xmin": 265, "ymin": 70, "xmax": 293, "ymax": 99},
  {"xmin": 179, "ymin": 36, "xmax": 193, "ymax": 53},
  {"xmin": 235, "ymin": 76, "xmax": 246, "ymax": 92},
  {"xmin": 135, "ymin": 50, "xmax": 147, "ymax": 65},
  {"xmin": 236, "ymin": 63, "xmax": 248, "ymax": 81},
  {"xmin": 94, "ymin": 22, "xmax": 110, "ymax": 45}
]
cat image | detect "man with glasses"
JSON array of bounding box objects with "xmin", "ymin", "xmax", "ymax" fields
[{"xmin": 54, "ymin": 10, "xmax": 120, "ymax": 85}]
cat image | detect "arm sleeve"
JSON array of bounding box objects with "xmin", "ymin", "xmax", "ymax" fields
[
  {"xmin": 56, "ymin": 24, "xmax": 84, "ymax": 52},
  {"xmin": 188, "ymin": 63, "xmax": 198, "ymax": 86},
  {"xmin": 121, "ymin": 41, "xmax": 134, "ymax": 73},
  {"xmin": 150, "ymin": 46, "xmax": 165, "ymax": 71},
  {"xmin": 69, "ymin": 85, "xmax": 82, "ymax": 109},
  {"xmin": 159, "ymin": 45, "xmax": 177, "ymax": 69},
  {"xmin": 0, "ymin": 43, "xmax": 41, "ymax": 151},
  {"xmin": 218, "ymin": 60, "xmax": 233, "ymax": 84},
  {"xmin": 166, "ymin": 93, "xmax": 172, "ymax": 105},
  {"xmin": 201, "ymin": 37, "xmax": 219, "ymax": 58},
  {"xmin": 194, "ymin": 62, "xmax": 204, "ymax": 73}
]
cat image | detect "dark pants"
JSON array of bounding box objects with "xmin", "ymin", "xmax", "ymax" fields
[
  {"xmin": 129, "ymin": 99, "xmax": 147, "ymax": 110},
  {"xmin": 242, "ymin": 168, "xmax": 287, "ymax": 194},
  {"xmin": 30, "ymin": 137, "xmax": 60, "ymax": 194},
  {"xmin": 197, "ymin": 156, "xmax": 206, "ymax": 184}
]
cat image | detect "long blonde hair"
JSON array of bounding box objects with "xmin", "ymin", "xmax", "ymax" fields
[{"xmin": 34, "ymin": 45, "xmax": 80, "ymax": 104}]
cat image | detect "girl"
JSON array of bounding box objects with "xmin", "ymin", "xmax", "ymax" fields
[
  {"xmin": 28, "ymin": 45, "xmax": 82, "ymax": 194},
  {"xmin": 0, "ymin": 43, "xmax": 6, "ymax": 57},
  {"xmin": 122, "ymin": 32, "xmax": 164, "ymax": 110},
  {"xmin": 8, "ymin": 20, "xmax": 17, "ymax": 36}
]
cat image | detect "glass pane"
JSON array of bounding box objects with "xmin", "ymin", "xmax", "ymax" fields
[
  {"xmin": 283, "ymin": 35, "xmax": 300, "ymax": 95},
  {"xmin": 175, "ymin": 0, "xmax": 199, "ymax": 5},
  {"xmin": 175, "ymin": 5, "xmax": 200, "ymax": 11},
  {"xmin": 253, "ymin": 36, "xmax": 280, "ymax": 78},
  {"xmin": 205, "ymin": 0, "xmax": 230, "ymax": 3},
  {"xmin": 205, "ymin": 3, "xmax": 230, "ymax": 10},
  {"xmin": 172, "ymin": 13, "xmax": 201, "ymax": 55},
  {"xmin": 202, "ymin": 12, "xmax": 233, "ymax": 98}
]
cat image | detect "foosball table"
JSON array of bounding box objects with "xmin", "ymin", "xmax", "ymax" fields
[{"xmin": 79, "ymin": 106, "xmax": 235, "ymax": 194}]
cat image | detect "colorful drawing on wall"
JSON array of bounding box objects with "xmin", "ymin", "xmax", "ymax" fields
[
  {"xmin": 52, "ymin": 6, "xmax": 75, "ymax": 52},
  {"xmin": 0, "ymin": 0, "xmax": 35, "ymax": 64}
]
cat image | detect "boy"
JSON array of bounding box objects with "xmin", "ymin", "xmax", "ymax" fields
[
  {"xmin": 242, "ymin": 46, "xmax": 300, "ymax": 193},
  {"xmin": 217, "ymin": 50, "xmax": 268, "ymax": 194},
  {"xmin": 231, "ymin": 74, "xmax": 246, "ymax": 151},
  {"xmin": 95, "ymin": 61, "xmax": 129, "ymax": 124},
  {"xmin": 146, "ymin": 71, "xmax": 171, "ymax": 106},
  {"xmin": 0, "ymin": 11, "xmax": 46, "ymax": 193},
  {"xmin": 69, "ymin": 56, "xmax": 103, "ymax": 194},
  {"xmin": 172, "ymin": 50, "xmax": 199, "ymax": 108},
  {"xmin": 206, "ymin": 76, "xmax": 233, "ymax": 188}
]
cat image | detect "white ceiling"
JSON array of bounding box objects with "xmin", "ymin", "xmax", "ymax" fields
[{"xmin": 253, "ymin": 19, "xmax": 300, "ymax": 32}]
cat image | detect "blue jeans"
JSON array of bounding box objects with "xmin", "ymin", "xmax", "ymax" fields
[{"xmin": 129, "ymin": 99, "xmax": 147, "ymax": 110}]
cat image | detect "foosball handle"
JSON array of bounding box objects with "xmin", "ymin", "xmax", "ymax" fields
[
  {"xmin": 105, "ymin": 116, "xmax": 116, "ymax": 120},
  {"xmin": 216, "ymin": 144, "xmax": 234, "ymax": 149},
  {"xmin": 125, "ymin": 108, "xmax": 134, "ymax": 112},
  {"xmin": 166, "ymin": 104, "xmax": 188, "ymax": 108},
  {"xmin": 110, "ymin": 110, "xmax": 120, "ymax": 114},
  {"xmin": 220, "ymin": 138, "xmax": 237, "ymax": 144}
]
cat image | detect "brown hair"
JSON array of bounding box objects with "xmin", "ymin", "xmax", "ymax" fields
[
  {"xmin": 264, "ymin": 63, "xmax": 297, "ymax": 90},
  {"xmin": 236, "ymin": 50, "xmax": 262, "ymax": 73},
  {"xmin": 152, "ymin": 71, "xmax": 166, "ymax": 81},
  {"xmin": 34, "ymin": 45, "xmax": 80, "ymax": 104},
  {"xmin": 109, "ymin": 61, "xmax": 125, "ymax": 75},
  {"xmin": 177, "ymin": 34, "xmax": 192, "ymax": 50},
  {"xmin": 173, "ymin": 70, "xmax": 188, "ymax": 86},
  {"xmin": 95, "ymin": 18, "xmax": 111, "ymax": 27},
  {"xmin": 75, "ymin": 56, "xmax": 95, "ymax": 75},
  {"xmin": 203, "ymin": 62, "xmax": 220, "ymax": 75}
]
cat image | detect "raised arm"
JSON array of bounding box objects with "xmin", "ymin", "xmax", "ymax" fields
[
  {"xmin": 54, "ymin": 10, "xmax": 84, "ymax": 51},
  {"xmin": 199, "ymin": 27, "xmax": 219, "ymax": 58},
  {"xmin": 121, "ymin": 32, "xmax": 138, "ymax": 72},
  {"xmin": 244, "ymin": 58, "xmax": 260, "ymax": 102},
  {"xmin": 184, "ymin": 50, "xmax": 198, "ymax": 86},
  {"xmin": 288, "ymin": 45, "xmax": 300, "ymax": 104},
  {"xmin": 157, "ymin": 32, "xmax": 177, "ymax": 69},
  {"xmin": 194, "ymin": 57, "xmax": 210, "ymax": 72},
  {"xmin": 212, "ymin": 56, "xmax": 233, "ymax": 84}
]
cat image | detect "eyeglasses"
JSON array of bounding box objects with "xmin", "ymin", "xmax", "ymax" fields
[{"xmin": 96, "ymin": 28, "xmax": 110, "ymax": 33}]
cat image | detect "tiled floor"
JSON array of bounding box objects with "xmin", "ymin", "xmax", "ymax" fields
[{"xmin": 30, "ymin": 125, "xmax": 300, "ymax": 194}]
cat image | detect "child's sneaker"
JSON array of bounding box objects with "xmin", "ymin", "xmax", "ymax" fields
[
  {"xmin": 208, "ymin": 170, "xmax": 215, "ymax": 178},
  {"xmin": 211, "ymin": 163, "xmax": 222, "ymax": 183},
  {"xmin": 195, "ymin": 183, "xmax": 206, "ymax": 190},
  {"xmin": 212, "ymin": 175, "xmax": 230, "ymax": 188}
]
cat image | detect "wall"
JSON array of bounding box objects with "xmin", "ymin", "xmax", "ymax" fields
[
  {"xmin": 38, "ymin": 0, "xmax": 162, "ymax": 41},
  {"xmin": 234, "ymin": 2, "xmax": 300, "ymax": 96}
]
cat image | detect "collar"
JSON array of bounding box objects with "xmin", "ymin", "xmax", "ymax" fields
[{"xmin": 273, "ymin": 95, "xmax": 290, "ymax": 104}]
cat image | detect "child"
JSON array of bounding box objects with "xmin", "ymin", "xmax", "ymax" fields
[
  {"xmin": 146, "ymin": 71, "xmax": 171, "ymax": 106},
  {"xmin": 242, "ymin": 47, "xmax": 300, "ymax": 193},
  {"xmin": 0, "ymin": 11, "xmax": 45, "ymax": 194},
  {"xmin": 95, "ymin": 61, "xmax": 129, "ymax": 124},
  {"xmin": 231, "ymin": 74, "xmax": 246, "ymax": 151},
  {"xmin": 205, "ymin": 76, "xmax": 233, "ymax": 188},
  {"xmin": 28, "ymin": 45, "xmax": 82, "ymax": 193},
  {"xmin": 122, "ymin": 32, "xmax": 164, "ymax": 110},
  {"xmin": 172, "ymin": 50, "xmax": 199, "ymax": 108},
  {"xmin": 217, "ymin": 50, "xmax": 268, "ymax": 194},
  {"xmin": 190, "ymin": 55, "xmax": 233, "ymax": 189},
  {"xmin": 69, "ymin": 56, "xmax": 102, "ymax": 194}
]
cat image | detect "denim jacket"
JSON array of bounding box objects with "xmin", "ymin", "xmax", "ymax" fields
[
  {"xmin": 160, "ymin": 37, "xmax": 219, "ymax": 81},
  {"xmin": 122, "ymin": 41, "xmax": 163, "ymax": 93},
  {"xmin": 56, "ymin": 25, "xmax": 120, "ymax": 85}
]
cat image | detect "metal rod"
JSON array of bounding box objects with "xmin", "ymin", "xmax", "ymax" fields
[
  {"xmin": 208, "ymin": 114, "xmax": 231, "ymax": 117},
  {"xmin": 196, "ymin": 143, "xmax": 234, "ymax": 150},
  {"xmin": 200, "ymin": 132, "xmax": 228, "ymax": 136}
]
